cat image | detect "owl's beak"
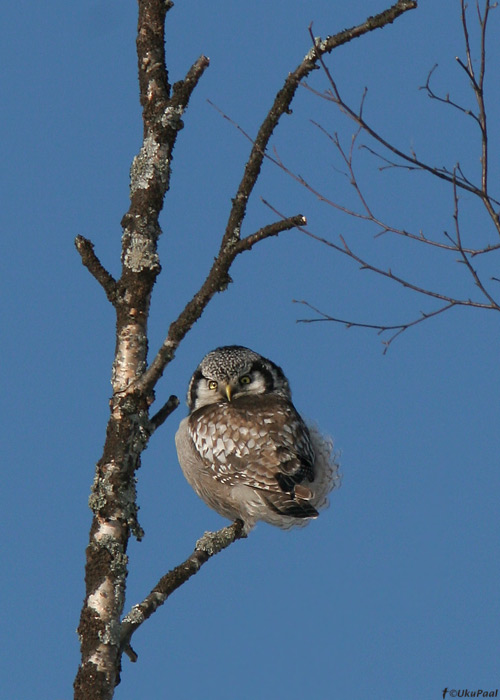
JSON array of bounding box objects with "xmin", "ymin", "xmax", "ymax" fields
[{"xmin": 225, "ymin": 384, "xmax": 232, "ymax": 401}]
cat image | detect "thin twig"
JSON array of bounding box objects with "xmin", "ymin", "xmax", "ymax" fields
[
  {"xmin": 292, "ymin": 299, "xmax": 458, "ymax": 352},
  {"xmin": 450, "ymin": 171, "xmax": 500, "ymax": 308},
  {"xmin": 419, "ymin": 63, "xmax": 481, "ymax": 125}
]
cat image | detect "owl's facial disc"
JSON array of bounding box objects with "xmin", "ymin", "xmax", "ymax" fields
[{"xmin": 187, "ymin": 346, "xmax": 292, "ymax": 410}]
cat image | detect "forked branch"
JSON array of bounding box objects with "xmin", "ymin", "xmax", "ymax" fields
[{"xmin": 293, "ymin": 299, "xmax": 459, "ymax": 353}]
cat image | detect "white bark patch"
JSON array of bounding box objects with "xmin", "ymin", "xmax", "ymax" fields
[
  {"xmin": 111, "ymin": 322, "xmax": 148, "ymax": 391},
  {"xmin": 130, "ymin": 134, "xmax": 166, "ymax": 194},
  {"xmin": 88, "ymin": 645, "xmax": 112, "ymax": 673},
  {"xmin": 161, "ymin": 103, "xmax": 183, "ymax": 129},
  {"xmin": 122, "ymin": 233, "xmax": 160, "ymax": 273},
  {"xmin": 88, "ymin": 577, "xmax": 115, "ymax": 619},
  {"xmin": 94, "ymin": 520, "xmax": 122, "ymax": 541},
  {"xmin": 129, "ymin": 131, "xmax": 171, "ymax": 201}
]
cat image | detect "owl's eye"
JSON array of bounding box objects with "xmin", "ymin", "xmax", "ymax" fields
[
  {"xmin": 239, "ymin": 375, "xmax": 251, "ymax": 385},
  {"xmin": 207, "ymin": 380, "xmax": 218, "ymax": 391}
]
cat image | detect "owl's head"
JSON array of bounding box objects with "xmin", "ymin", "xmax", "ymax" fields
[{"xmin": 187, "ymin": 345, "xmax": 291, "ymax": 411}]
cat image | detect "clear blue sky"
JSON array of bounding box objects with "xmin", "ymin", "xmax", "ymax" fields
[{"xmin": 2, "ymin": 1, "xmax": 499, "ymax": 699}]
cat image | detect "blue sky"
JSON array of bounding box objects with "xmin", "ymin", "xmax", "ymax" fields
[{"xmin": 2, "ymin": 1, "xmax": 499, "ymax": 699}]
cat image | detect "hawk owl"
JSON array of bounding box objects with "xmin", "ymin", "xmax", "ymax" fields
[{"xmin": 175, "ymin": 345, "xmax": 340, "ymax": 532}]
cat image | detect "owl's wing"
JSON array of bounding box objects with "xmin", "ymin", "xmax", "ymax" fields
[{"xmin": 188, "ymin": 395, "xmax": 318, "ymax": 518}]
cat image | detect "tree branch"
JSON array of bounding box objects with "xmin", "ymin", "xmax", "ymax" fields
[
  {"xmin": 262, "ymin": 193, "xmax": 500, "ymax": 351},
  {"xmin": 419, "ymin": 63, "xmax": 482, "ymax": 126},
  {"xmin": 120, "ymin": 521, "xmax": 247, "ymax": 662},
  {"xmin": 450, "ymin": 171, "xmax": 500, "ymax": 308},
  {"xmin": 75, "ymin": 235, "xmax": 118, "ymax": 304},
  {"xmin": 221, "ymin": 0, "xmax": 416, "ymax": 252},
  {"xmin": 293, "ymin": 221, "xmax": 500, "ymax": 351},
  {"xmin": 149, "ymin": 394, "xmax": 180, "ymax": 432},
  {"xmin": 458, "ymin": 0, "xmax": 500, "ymax": 236},
  {"xmin": 270, "ymin": 125, "xmax": 500, "ymax": 257},
  {"xmin": 238, "ymin": 214, "xmax": 307, "ymax": 251},
  {"xmin": 293, "ymin": 299, "xmax": 459, "ymax": 353},
  {"xmin": 212, "ymin": 93, "xmax": 500, "ymax": 260}
]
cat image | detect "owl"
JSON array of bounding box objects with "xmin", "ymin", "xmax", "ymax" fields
[{"xmin": 175, "ymin": 346, "xmax": 340, "ymax": 533}]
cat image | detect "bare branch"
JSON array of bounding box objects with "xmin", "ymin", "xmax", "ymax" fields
[
  {"xmin": 260, "ymin": 144, "xmax": 500, "ymax": 258},
  {"xmin": 149, "ymin": 394, "xmax": 180, "ymax": 432},
  {"xmin": 293, "ymin": 299, "xmax": 459, "ymax": 352},
  {"xmin": 460, "ymin": 0, "xmax": 500, "ymax": 235},
  {"xmin": 450, "ymin": 172, "xmax": 500, "ymax": 308},
  {"xmin": 292, "ymin": 219, "xmax": 500, "ymax": 350},
  {"xmin": 220, "ymin": 0, "xmax": 417, "ymax": 253},
  {"xmin": 212, "ymin": 56, "xmax": 499, "ymax": 261},
  {"xmin": 419, "ymin": 63, "xmax": 481, "ymax": 125},
  {"xmin": 303, "ymin": 75, "xmax": 485, "ymax": 202},
  {"xmin": 302, "ymin": 124, "xmax": 500, "ymax": 256},
  {"xmin": 236, "ymin": 214, "xmax": 307, "ymax": 251},
  {"xmin": 75, "ymin": 235, "xmax": 118, "ymax": 304},
  {"xmin": 262, "ymin": 194, "xmax": 499, "ymax": 348},
  {"xmin": 120, "ymin": 521, "xmax": 247, "ymax": 661},
  {"xmin": 336, "ymin": 229, "xmax": 496, "ymax": 308},
  {"xmin": 228, "ymin": 1, "xmax": 499, "ymax": 352}
]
